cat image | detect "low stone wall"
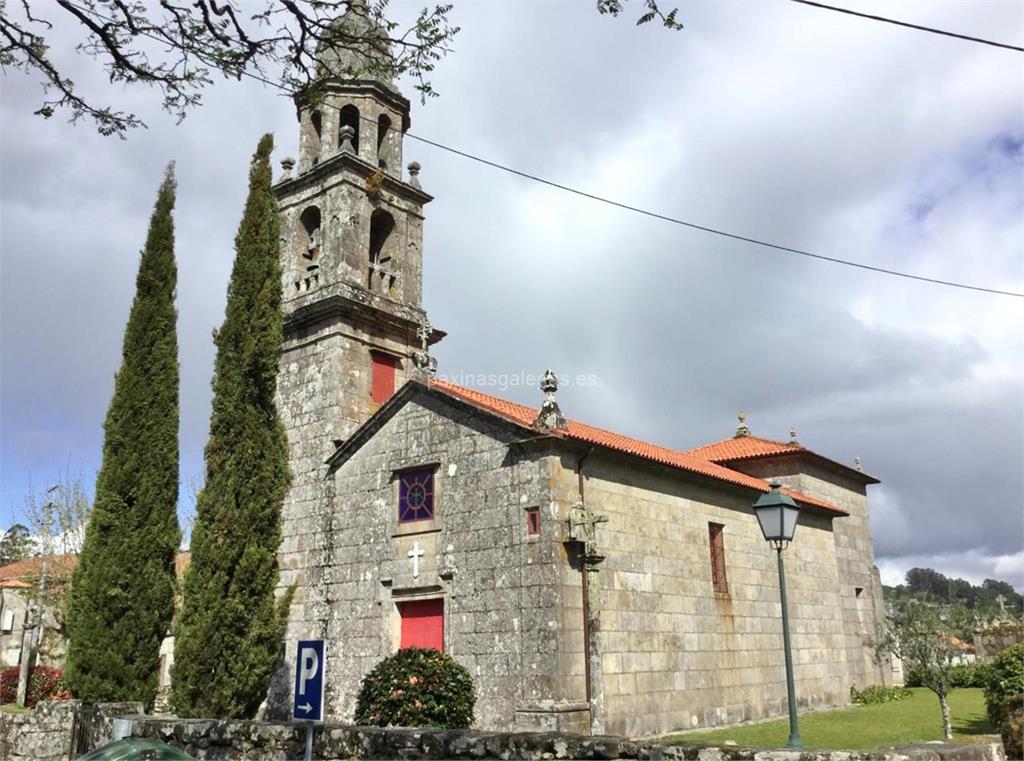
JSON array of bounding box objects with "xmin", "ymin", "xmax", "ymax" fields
[
  {"xmin": 0, "ymin": 700, "xmax": 145, "ymax": 761},
  {"xmin": 114, "ymin": 715, "xmax": 1007, "ymax": 761},
  {"xmin": 0, "ymin": 700, "xmax": 79, "ymax": 761}
]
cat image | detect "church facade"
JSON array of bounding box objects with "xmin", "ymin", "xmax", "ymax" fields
[{"xmin": 269, "ymin": 1, "xmax": 889, "ymax": 738}]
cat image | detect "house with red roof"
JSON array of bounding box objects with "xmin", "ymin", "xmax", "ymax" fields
[{"xmin": 269, "ymin": 2, "xmax": 891, "ymax": 736}]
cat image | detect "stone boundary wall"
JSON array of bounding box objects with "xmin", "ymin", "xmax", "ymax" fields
[
  {"xmin": 0, "ymin": 700, "xmax": 79, "ymax": 761},
  {"xmin": 114, "ymin": 715, "xmax": 1007, "ymax": 761},
  {"xmin": 0, "ymin": 701, "xmax": 144, "ymax": 761},
  {"xmin": 0, "ymin": 705, "xmax": 1008, "ymax": 761}
]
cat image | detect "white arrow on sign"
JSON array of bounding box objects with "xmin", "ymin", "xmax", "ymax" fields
[{"xmin": 297, "ymin": 702, "xmax": 312, "ymax": 713}]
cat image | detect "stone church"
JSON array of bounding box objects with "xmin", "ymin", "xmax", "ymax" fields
[{"xmin": 269, "ymin": 1, "xmax": 890, "ymax": 738}]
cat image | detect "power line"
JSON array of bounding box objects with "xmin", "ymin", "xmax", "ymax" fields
[
  {"xmin": 398, "ymin": 132, "xmax": 1023, "ymax": 298},
  {"xmin": 789, "ymin": 0, "xmax": 1024, "ymax": 53},
  {"xmin": 65, "ymin": 1, "xmax": 1024, "ymax": 298}
]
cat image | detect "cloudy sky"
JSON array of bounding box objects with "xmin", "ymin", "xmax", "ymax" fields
[{"xmin": 1, "ymin": 0, "xmax": 1021, "ymax": 588}]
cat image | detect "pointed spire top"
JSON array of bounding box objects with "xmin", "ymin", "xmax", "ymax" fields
[
  {"xmin": 735, "ymin": 410, "xmax": 751, "ymax": 438},
  {"xmin": 316, "ymin": 0, "xmax": 394, "ymax": 82}
]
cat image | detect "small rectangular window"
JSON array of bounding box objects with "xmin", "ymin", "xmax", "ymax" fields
[
  {"xmin": 1, "ymin": 609, "xmax": 14, "ymax": 633},
  {"xmin": 399, "ymin": 468, "xmax": 435, "ymax": 523},
  {"xmin": 709, "ymin": 522, "xmax": 728, "ymax": 594},
  {"xmin": 525, "ymin": 507, "xmax": 541, "ymax": 536},
  {"xmin": 371, "ymin": 351, "xmax": 397, "ymax": 404}
]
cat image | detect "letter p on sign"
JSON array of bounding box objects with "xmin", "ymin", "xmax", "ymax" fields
[{"xmin": 292, "ymin": 639, "xmax": 326, "ymax": 721}]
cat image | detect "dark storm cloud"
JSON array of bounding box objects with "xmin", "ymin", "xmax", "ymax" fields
[{"xmin": 1, "ymin": 0, "xmax": 1021, "ymax": 585}]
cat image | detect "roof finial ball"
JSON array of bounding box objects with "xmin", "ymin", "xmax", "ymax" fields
[
  {"xmin": 789, "ymin": 427, "xmax": 799, "ymax": 446},
  {"xmin": 854, "ymin": 456, "xmax": 863, "ymax": 472},
  {"xmin": 735, "ymin": 410, "xmax": 751, "ymax": 438},
  {"xmin": 407, "ymin": 161, "xmax": 422, "ymax": 189},
  {"xmin": 534, "ymin": 370, "xmax": 567, "ymax": 432}
]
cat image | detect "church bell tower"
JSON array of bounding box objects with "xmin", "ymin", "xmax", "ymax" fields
[{"xmin": 272, "ymin": 0, "xmax": 441, "ymax": 624}]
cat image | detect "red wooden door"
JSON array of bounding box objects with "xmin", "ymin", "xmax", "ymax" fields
[
  {"xmin": 371, "ymin": 352, "xmax": 397, "ymax": 404},
  {"xmin": 399, "ymin": 599, "xmax": 444, "ymax": 650}
]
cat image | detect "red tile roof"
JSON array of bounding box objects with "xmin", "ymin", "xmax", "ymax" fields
[
  {"xmin": 0, "ymin": 555, "xmax": 77, "ymax": 581},
  {"xmin": 686, "ymin": 434, "xmax": 878, "ymax": 484},
  {"xmin": 428, "ymin": 380, "xmax": 846, "ymax": 515},
  {"xmin": 686, "ymin": 435, "xmax": 805, "ymax": 461}
]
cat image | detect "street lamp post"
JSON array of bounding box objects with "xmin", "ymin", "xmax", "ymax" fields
[{"xmin": 753, "ymin": 482, "xmax": 803, "ymax": 749}]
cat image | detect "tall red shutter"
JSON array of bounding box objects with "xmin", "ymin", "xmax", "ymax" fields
[
  {"xmin": 371, "ymin": 352, "xmax": 397, "ymax": 404},
  {"xmin": 399, "ymin": 599, "xmax": 444, "ymax": 651}
]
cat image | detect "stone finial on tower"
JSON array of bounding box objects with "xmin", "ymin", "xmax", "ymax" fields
[
  {"xmin": 407, "ymin": 161, "xmax": 422, "ymax": 189},
  {"xmin": 534, "ymin": 370, "xmax": 567, "ymax": 431},
  {"xmin": 411, "ymin": 317, "xmax": 437, "ymax": 380},
  {"xmin": 735, "ymin": 410, "xmax": 750, "ymax": 438},
  {"xmin": 280, "ymin": 157, "xmax": 295, "ymax": 181},
  {"xmin": 789, "ymin": 427, "xmax": 799, "ymax": 446},
  {"xmin": 340, "ymin": 125, "xmax": 356, "ymax": 154}
]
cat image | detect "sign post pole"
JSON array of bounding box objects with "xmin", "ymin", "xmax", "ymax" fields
[{"xmin": 293, "ymin": 640, "xmax": 326, "ymax": 761}]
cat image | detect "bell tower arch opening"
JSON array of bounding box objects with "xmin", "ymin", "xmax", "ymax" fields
[
  {"xmin": 339, "ymin": 105, "xmax": 360, "ymax": 155},
  {"xmin": 368, "ymin": 208, "xmax": 397, "ymax": 294},
  {"xmin": 377, "ymin": 114, "xmax": 392, "ymax": 169}
]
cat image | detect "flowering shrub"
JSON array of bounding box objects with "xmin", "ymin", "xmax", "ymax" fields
[
  {"xmin": 0, "ymin": 665, "xmax": 72, "ymax": 707},
  {"xmin": 354, "ymin": 647, "xmax": 474, "ymax": 728}
]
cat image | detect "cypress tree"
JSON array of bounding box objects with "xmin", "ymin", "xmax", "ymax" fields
[
  {"xmin": 65, "ymin": 165, "xmax": 181, "ymax": 707},
  {"xmin": 171, "ymin": 135, "xmax": 292, "ymax": 719}
]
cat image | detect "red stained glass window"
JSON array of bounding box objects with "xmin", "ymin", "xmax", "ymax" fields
[
  {"xmin": 399, "ymin": 469, "xmax": 434, "ymax": 523},
  {"xmin": 526, "ymin": 507, "xmax": 541, "ymax": 536}
]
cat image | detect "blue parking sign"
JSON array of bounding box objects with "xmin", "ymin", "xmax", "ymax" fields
[{"xmin": 293, "ymin": 640, "xmax": 326, "ymax": 721}]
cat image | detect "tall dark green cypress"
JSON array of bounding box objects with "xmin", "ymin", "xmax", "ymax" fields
[
  {"xmin": 171, "ymin": 135, "xmax": 291, "ymax": 719},
  {"xmin": 66, "ymin": 165, "xmax": 181, "ymax": 707}
]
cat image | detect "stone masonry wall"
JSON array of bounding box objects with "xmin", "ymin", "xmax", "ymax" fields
[
  {"xmin": 735, "ymin": 456, "xmax": 889, "ymax": 689},
  {"xmin": 550, "ymin": 451, "xmax": 853, "ymax": 739},
  {"xmin": 92, "ymin": 714, "xmax": 1009, "ymax": 761},
  {"xmin": 0, "ymin": 701, "xmax": 78, "ymax": 761},
  {"xmin": 288, "ymin": 394, "xmax": 569, "ymax": 729}
]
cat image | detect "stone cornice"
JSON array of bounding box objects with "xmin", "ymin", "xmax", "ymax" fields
[
  {"xmin": 273, "ymin": 151, "xmax": 433, "ymax": 207},
  {"xmin": 283, "ymin": 282, "xmax": 444, "ymax": 346}
]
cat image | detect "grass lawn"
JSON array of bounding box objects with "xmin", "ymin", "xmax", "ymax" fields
[{"xmin": 663, "ymin": 688, "xmax": 993, "ymax": 751}]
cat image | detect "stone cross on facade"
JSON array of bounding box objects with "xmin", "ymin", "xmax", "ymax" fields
[
  {"xmin": 996, "ymin": 594, "xmax": 1006, "ymax": 614},
  {"xmin": 569, "ymin": 503, "xmax": 608, "ymax": 564},
  {"xmin": 407, "ymin": 542, "xmax": 425, "ymax": 578},
  {"xmin": 411, "ymin": 318, "xmax": 438, "ymax": 380},
  {"xmin": 417, "ymin": 318, "xmax": 432, "ymax": 352}
]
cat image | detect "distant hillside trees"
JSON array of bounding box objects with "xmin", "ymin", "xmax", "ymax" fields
[
  {"xmin": 885, "ymin": 568, "xmax": 1023, "ymax": 616},
  {"xmin": 65, "ymin": 165, "xmax": 181, "ymax": 708}
]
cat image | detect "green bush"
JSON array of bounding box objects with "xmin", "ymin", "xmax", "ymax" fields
[
  {"xmin": 984, "ymin": 643, "xmax": 1024, "ymax": 728},
  {"xmin": 950, "ymin": 662, "xmax": 991, "ymax": 688},
  {"xmin": 905, "ymin": 662, "xmax": 990, "ymax": 689},
  {"xmin": 851, "ymin": 684, "xmax": 912, "ymax": 705},
  {"xmin": 354, "ymin": 648, "xmax": 474, "ymax": 729}
]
